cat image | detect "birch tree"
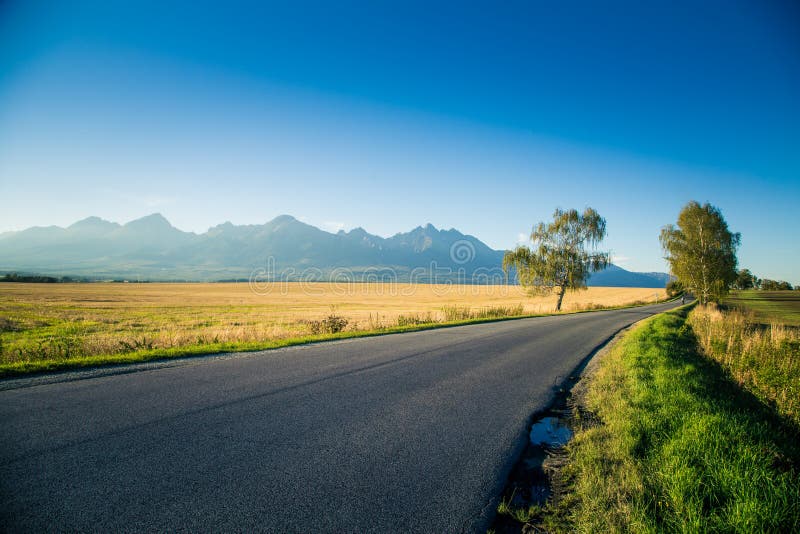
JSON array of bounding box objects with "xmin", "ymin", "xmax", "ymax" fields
[
  {"xmin": 503, "ymin": 207, "xmax": 610, "ymax": 311},
  {"xmin": 660, "ymin": 201, "xmax": 740, "ymax": 304}
]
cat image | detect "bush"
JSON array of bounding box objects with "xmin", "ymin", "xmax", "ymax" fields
[
  {"xmin": 308, "ymin": 313, "xmax": 349, "ymax": 335},
  {"xmin": 666, "ymin": 279, "xmax": 684, "ymax": 298}
]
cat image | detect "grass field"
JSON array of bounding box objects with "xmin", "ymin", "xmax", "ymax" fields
[
  {"xmin": 725, "ymin": 290, "xmax": 800, "ymax": 326},
  {"xmin": 0, "ymin": 282, "xmax": 664, "ymax": 376},
  {"xmin": 538, "ymin": 307, "xmax": 800, "ymax": 532}
]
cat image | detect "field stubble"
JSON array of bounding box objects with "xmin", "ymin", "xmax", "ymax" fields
[{"xmin": 0, "ymin": 282, "xmax": 664, "ymax": 369}]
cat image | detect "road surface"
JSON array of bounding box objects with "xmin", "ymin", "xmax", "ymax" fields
[{"xmin": 1, "ymin": 301, "xmax": 678, "ymax": 532}]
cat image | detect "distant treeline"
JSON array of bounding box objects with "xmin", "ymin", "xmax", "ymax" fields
[
  {"xmin": 733, "ymin": 269, "xmax": 796, "ymax": 291},
  {"xmin": 0, "ymin": 272, "xmax": 248, "ymax": 283},
  {"xmin": 760, "ymin": 279, "xmax": 795, "ymax": 291},
  {"xmin": 0, "ymin": 273, "xmax": 87, "ymax": 283}
]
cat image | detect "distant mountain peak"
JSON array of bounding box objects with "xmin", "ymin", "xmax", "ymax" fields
[
  {"xmin": 405, "ymin": 223, "xmax": 438, "ymax": 237},
  {"xmin": 269, "ymin": 214, "xmax": 297, "ymax": 224},
  {"xmin": 125, "ymin": 213, "xmax": 173, "ymax": 228},
  {"xmin": 117, "ymin": 213, "xmax": 192, "ymax": 242},
  {"xmin": 67, "ymin": 217, "xmax": 120, "ymax": 235},
  {"xmin": 68, "ymin": 216, "xmax": 117, "ymax": 229}
]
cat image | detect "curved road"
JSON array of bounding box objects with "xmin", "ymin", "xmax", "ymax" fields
[{"xmin": 0, "ymin": 301, "xmax": 678, "ymax": 532}]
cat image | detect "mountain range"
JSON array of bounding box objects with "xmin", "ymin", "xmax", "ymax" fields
[{"xmin": 0, "ymin": 214, "xmax": 669, "ymax": 287}]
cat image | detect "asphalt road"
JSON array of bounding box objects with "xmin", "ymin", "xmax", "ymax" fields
[{"xmin": 1, "ymin": 301, "xmax": 679, "ymax": 533}]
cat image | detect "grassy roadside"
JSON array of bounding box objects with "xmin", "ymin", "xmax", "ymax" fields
[
  {"xmin": 690, "ymin": 303, "xmax": 800, "ymax": 427},
  {"xmin": 532, "ymin": 306, "xmax": 800, "ymax": 532},
  {"xmin": 0, "ymin": 314, "xmax": 528, "ymax": 377},
  {"xmin": 0, "ymin": 298, "xmax": 675, "ymax": 378}
]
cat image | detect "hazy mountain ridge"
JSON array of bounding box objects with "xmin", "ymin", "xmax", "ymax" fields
[{"xmin": 0, "ymin": 214, "xmax": 668, "ymax": 286}]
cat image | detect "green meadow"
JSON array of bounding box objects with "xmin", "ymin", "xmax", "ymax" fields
[{"xmin": 725, "ymin": 289, "xmax": 800, "ymax": 327}]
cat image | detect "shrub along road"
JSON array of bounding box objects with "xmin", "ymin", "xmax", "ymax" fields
[{"xmin": 0, "ymin": 301, "xmax": 678, "ymax": 532}]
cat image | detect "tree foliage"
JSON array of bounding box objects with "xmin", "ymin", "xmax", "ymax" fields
[
  {"xmin": 760, "ymin": 279, "xmax": 794, "ymax": 291},
  {"xmin": 660, "ymin": 201, "xmax": 740, "ymax": 304},
  {"xmin": 734, "ymin": 269, "xmax": 759, "ymax": 290},
  {"xmin": 503, "ymin": 207, "xmax": 610, "ymax": 311},
  {"xmin": 666, "ymin": 279, "xmax": 684, "ymax": 298}
]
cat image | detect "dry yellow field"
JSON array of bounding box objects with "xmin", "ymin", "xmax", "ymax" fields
[{"xmin": 0, "ymin": 282, "xmax": 665, "ymax": 368}]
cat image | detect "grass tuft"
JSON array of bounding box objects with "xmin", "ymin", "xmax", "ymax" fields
[
  {"xmin": 441, "ymin": 304, "xmax": 525, "ymax": 321},
  {"xmin": 497, "ymin": 494, "xmax": 542, "ymax": 525}
]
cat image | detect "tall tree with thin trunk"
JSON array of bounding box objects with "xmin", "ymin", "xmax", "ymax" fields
[
  {"xmin": 660, "ymin": 201, "xmax": 740, "ymax": 304},
  {"xmin": 503, "ymin": 208, "xmax": 610, "ymax": 311}
]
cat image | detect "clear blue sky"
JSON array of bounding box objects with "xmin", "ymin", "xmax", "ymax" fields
[{"xmin": 1, "ymin": 0, "xmax": 798, "ymax": 282}]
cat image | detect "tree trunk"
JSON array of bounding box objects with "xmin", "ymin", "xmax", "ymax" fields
[{"xmin": 555, "ymin": 284, "xmax": 567, "ymax": 311}]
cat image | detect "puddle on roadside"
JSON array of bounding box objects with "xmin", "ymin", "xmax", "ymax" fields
[
  {"xmin": 491, "ymin": 377, "xmax": 584, "ymax": 533},
  {"xmin": 490, "ymin": 333, "xmax": 622, "ymax": 533},
  {"xmin": 529, "ymin": 416, "xmax": 572, "ymax": 447}
]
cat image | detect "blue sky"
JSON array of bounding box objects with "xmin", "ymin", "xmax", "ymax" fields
[{"xmin": 1, "ymin": 0, "xmax": 798, "ymax": 282}]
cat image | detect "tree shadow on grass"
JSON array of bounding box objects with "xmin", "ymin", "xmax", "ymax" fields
[{"xmin": 657, "ymin": 306, "xmax": 799, "ymax": 469}]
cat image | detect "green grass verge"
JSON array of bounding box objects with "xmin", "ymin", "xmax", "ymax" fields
[
  {"xmin": 542, "ymin": 307, "xmax": 800, "ymax": 532},
  {"xmin": 725, "ymin": 290, "xmax": 800, "ymax": 326},
  {"xmin": 0, "ymin": 298, "xmax": 677, "ymax": 379}
]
